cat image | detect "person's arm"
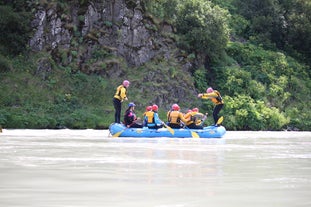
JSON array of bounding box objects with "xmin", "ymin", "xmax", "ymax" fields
[
  {"xmin": 198, "ymin": 92, "xmax": 218, "ymax": 99},
  {"xmin": 179, "ymin": 113, "xmax": 189, "ymax": 123},
  {"xmin": 120, "ymin": 87, "xmax": 128, "ymax": 101},
  {"xmin": 154, "ymin": 113, "xmax": 162, "ymax": 125}
]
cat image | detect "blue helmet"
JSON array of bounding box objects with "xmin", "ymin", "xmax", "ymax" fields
[{"xmin": 128, "ymin": 102, "xmax": 136, "ymax": 107}]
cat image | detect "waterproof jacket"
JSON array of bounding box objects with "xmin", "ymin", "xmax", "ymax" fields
[
  {"xmin": 201, "ymin": 90, "xmax": 224, "ymax": 105},
  {"xmin": 184, "ymin": 111, "xmax": 205, "ymax": 125},
  {"xmin": 167, "ymin": 110, "xmax": 188, "ymax": 124},
  {"xmin": 114, "ymin": 85, "xmax": 127, "ymax": 101},
  {"xmin": 144, "ymin": 111, "xmax": 162, "ymax": 127},
  {"xmin": 124, "ymin": 109, "xmax": 136, "ymax": 126}
]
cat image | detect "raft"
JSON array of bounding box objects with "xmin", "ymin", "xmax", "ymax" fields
[{"xmin": 109, "ymin": 123, "xmax": 226, "ymax": 138}]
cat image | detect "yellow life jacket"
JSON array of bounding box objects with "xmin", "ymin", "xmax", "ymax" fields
[
  {"xmin": 145, "ymin": 111, "xmax": 154, "ymax": 123},
  {"xmin": 202, "ymin": 90, "xmax": 223, "ymax": 105},
  {"xmin": 114, "ymin": 85, "xmax": 127, "ymax": 101},
  {"xmin": 168, "ymin": 111, "xmax": 182, "ymax": 124}
]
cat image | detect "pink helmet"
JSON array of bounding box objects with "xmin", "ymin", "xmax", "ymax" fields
[
  {"xmin": 146, "ymin": 106, "xmax": 152, "ymax": 111},
  {"xmin": 172, "ymin": 104, "xmax": 180, "ymax": 111},
  {"xmin": 206, "ymin": 87, "xmax": 213, "ymax": 93},
  {"xmin": 152, "ymin": 104, "xmax": 158, "ymax": 111},
  {"xmin": 123, "ymin": 80, "xmax": 130, "ymax": 87},
  {"xmin": 192, "ymin": 108, "xmax": 199, "ymax": 112}
]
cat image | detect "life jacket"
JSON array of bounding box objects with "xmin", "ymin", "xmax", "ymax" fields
[
  {"xmin": 210, "ymin": 90, "xmax": 223, "ymax": 104},
  {"xmin": 145, "ymin": 111, "xmax": 155, "ymax": 124},
  {"xmin": 168, "ymin": 111, "xmax": 181, "ymax": 124},
  {"xmin": 124, "ymin": 110, "xmax": 135, "ymax": 125},
  {"xmin": 215, "ymin": 90, "xmax": 223, "ymax": 103},
  {"xmin": 114, "ymin": 85, "xmax": 127, "ymax": 101}
]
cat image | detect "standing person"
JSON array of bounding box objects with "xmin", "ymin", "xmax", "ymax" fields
[
  {"xmin": 198, "ymin": 87, "xmax": 224, "ymax": 126},
  {"xmin": 113, "ymin": 80, "xmax": 130, "ymax": 123},
  {"xmin": 124, "ymin": 102, "xmax": 143, "ymax": 128}
]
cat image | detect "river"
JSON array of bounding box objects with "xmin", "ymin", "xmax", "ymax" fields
[{"xmin": 0, "ymin": 129, "xmax": 310, "ymax": 207}]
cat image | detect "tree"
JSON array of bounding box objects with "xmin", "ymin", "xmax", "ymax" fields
[
  {"xmin": 175, "ymin": 0, "xmax": 230, "ymax": 63},
  {"xmin": 0, "ymin": 4, "xmax": 31, "ymax": 55}
]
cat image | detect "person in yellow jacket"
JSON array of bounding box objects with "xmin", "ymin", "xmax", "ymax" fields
[
  {"xmin": 144, "ymin": 104, "xmax": 163, "ymax": 129},
  {"xmin": 184, "ymin": 108, "xmax": 205, "ymax": 129},
  {"xmin": 198, "ymin": 87, "xmax": 224, "ymax": 126},
  {"xmin": 113, "ymin": 80, "xmax": 130, "ymax": 123},
  {"xmin": 142, "ymin": 105, "xmax": 152, "ymax": 126},
  {"xmin": 167, "ymin": 104, "xmax": 188, "ymax": 128}
]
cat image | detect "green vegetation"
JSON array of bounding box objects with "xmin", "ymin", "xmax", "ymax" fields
[{"xmin": 0, "ymin": 0, "xmax": 310, "ymax": 130}]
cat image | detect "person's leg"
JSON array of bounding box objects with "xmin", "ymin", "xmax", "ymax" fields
[
  {"xmin": 213, "ymin": 104, "xmax": 223, "ymax": 125},
  {"xmin": 113, "ymin": 98, "xmax": 121, "ymax": 123}
]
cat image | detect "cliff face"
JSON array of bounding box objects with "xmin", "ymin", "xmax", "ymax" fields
[{"xmin": 29, "ymin": 0, "xmax": 198, "ymax": 107}]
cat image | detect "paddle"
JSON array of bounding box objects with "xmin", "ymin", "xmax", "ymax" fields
[
  {"xmin": 216, "ymin": 116, "xmax": 224, "ymax": 125},
  {"xmin": 190, "ymin": 131, "xmax": 200, "ymax": 138},
  {"xmin": 112, "ymin": 128, "xmax": 126, "ymax": 137},
  {"xmin": 180, "ymin": 121, "xmax": 200, "ymax": 138},
  {"xmin": 162, "ymin": 122, "xmax": 175, "ymax": 135}
]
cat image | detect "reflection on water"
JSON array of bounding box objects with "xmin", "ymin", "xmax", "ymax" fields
[{"xmin": 0, "ymin": 129, "xmax": 311, "ymax": 207}]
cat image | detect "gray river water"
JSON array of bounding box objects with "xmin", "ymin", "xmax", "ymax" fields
[{"xmin": 0, "ymin": 129, "xmax": 310, "ymax": 207}]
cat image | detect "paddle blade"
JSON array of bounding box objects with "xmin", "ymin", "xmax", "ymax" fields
[
  {"xmin": 167, "ymin": 126, "xmax": 175, "ymax": 135},
  {"xmin": 217, "ymin": 116, "xmax": 224, "ymax": 125},
  {"xmin": 112, "ymin": 129, "xmax": 124, "ymax": 137},
  {"xmin": 191, "ymin": 131, "xmax": 200, "ymax": 138},
  {"xmin": 163, "ymin": 123, "xmax": 174, "ymax": 135}
]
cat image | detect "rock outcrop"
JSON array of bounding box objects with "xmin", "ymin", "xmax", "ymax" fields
[{"xmin": 29, "ymin": 0, "xmax": 199, "ymax": 107}]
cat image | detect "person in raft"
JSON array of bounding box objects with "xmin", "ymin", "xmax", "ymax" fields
[
  {"xmin": 142, "ymin": 105, "xmax": 152, "ymax": 127},
  {"xmin": 198, "ymin": 87, "xmax": 224, "ymax": 126},
  {"xmin": 113, "ymin": 80, "xmax": 130, "ymax": 123},
  {"xmin": 144, "ymin": 104, "xmax": 163, "ymax": 129},
  {"xmin": 167, "ymin": 103, "xmax": 188, "ymax": 129},
  {"xmin": 123, "ymin": 102, "xmax": 143, "ymax": 128},
  {"xmin": 184, "ymin": 107, "xmax": 205, "ymax": 129}
]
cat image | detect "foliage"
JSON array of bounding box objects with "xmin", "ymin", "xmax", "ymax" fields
[
  {"xmin": 143, "ymin": 0, "xmax": 179, "ymax": 21},
  {"xmin": 223, "ymin": 95, "xmax": 289, "ymax": 130},
  {"xmin": 175, "ymin": 0, "xmax": 230, "ymax": 62},
  {"xmin": 0, "ymin": 5, "xmax": 31, "ymax": 55},
  {"xmin": 0, "ymin": 54, "xmax": 11, "ymax": 72},
  {"xmin": 231, "ymin": 0, "xmax": 311, "ymax": 64},
  {"xmin": 193, "ymin": 67, "xmax": 208, "ymax": 92},
  {"xmin": 215, "ymin": 41, "xmax": 310, "ymax": 130}
]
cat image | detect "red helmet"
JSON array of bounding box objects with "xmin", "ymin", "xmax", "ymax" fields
[
  {"xmin": 146, "ymin": 106, "xmax": 152, "ymax": 111},
  {"xmin": 172, "ymin": 104, "xmax": 180, "ymax": 111},
  {"xmin": 192, "ymin": 108, "xmax": 199, "ymax": 112},
  {"xmin": 123, "ymin": 80, "xmax": 130, "ymax": 87},
  {"xmin": 152, "ymin": 104, "xmax": 158, "ymax": 111}
]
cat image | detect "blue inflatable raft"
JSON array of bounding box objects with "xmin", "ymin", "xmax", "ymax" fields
[{"xmin": 109, "ymin": 123, "xmax": 226, "ymax": 138}]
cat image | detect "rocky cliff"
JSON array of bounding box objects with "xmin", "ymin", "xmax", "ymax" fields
[{"xmin": 28, "ymin": 0, "xmax": 199, "ymax": 108}]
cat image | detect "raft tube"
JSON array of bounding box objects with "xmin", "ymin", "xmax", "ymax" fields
[{"xmin": 109, "ymin": 123, "xmax": 226, "ymax": 138}]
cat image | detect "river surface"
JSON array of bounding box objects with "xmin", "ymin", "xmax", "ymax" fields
[{"xmin": 0, "ymin": 129, "xmax": 310, "ymax": 207}]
